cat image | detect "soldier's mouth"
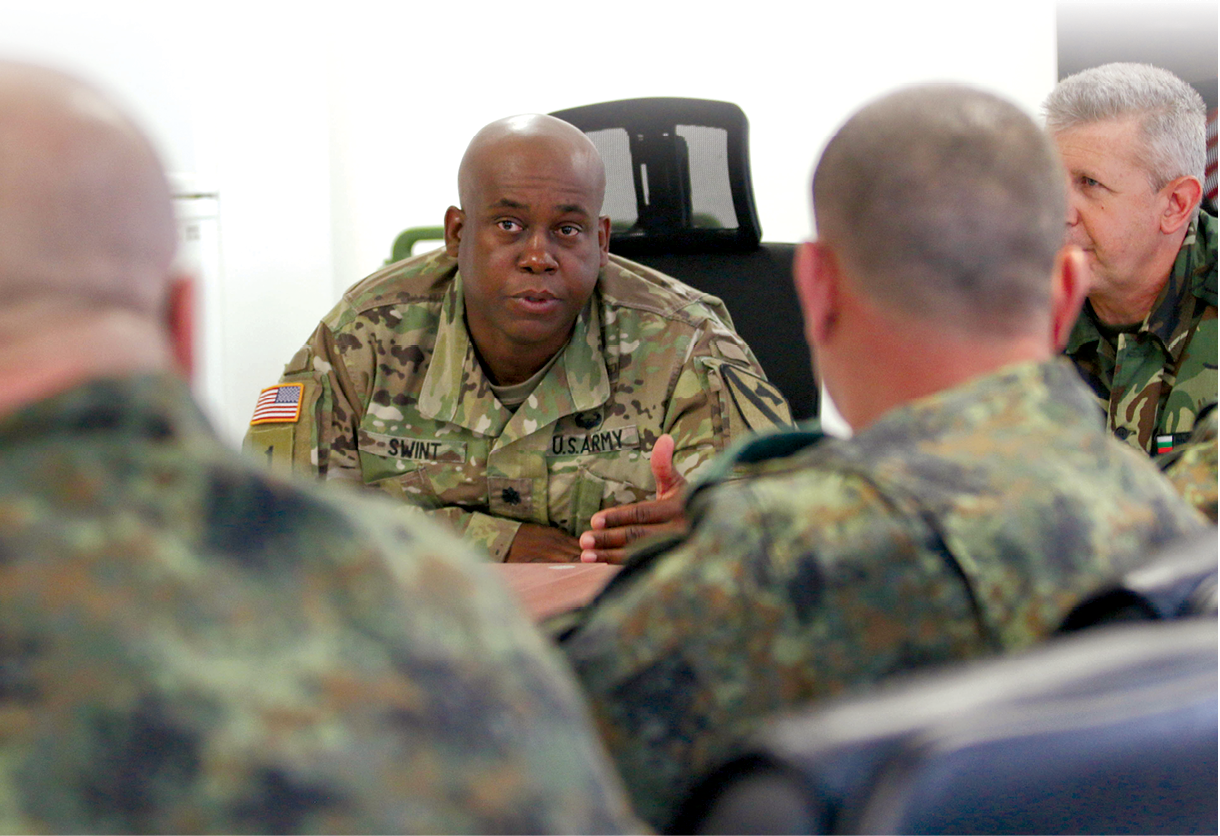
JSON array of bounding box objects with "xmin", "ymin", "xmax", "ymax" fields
[{"xmin": 511, "ymin": 292, "xmax": 562, "ymax": 314}]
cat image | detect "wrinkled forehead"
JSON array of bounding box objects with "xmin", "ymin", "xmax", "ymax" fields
[
  {"xmin": 1052, "ymin": 116, "xmax": 1149, "ymax": 169},
  {"xmin": 461, "ymin": 133, "xmax": 605, "ymax": 213}
]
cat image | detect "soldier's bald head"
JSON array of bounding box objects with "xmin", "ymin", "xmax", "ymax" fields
[
  {"xmin": 457, "ymin": 114, "xmax": 605, "ymax": 212},
  {"xmin": 813, "ymin": 85, "xmax": 1066, "ymax": 336},
  {"xmin": 0, "ymin": 62, "xmax": 176, "ymax": 316}
]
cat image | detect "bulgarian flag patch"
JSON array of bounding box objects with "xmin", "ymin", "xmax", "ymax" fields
[{"xmin": 1155, "ymin": 434, "xmax": 1174, "ymax": 454}]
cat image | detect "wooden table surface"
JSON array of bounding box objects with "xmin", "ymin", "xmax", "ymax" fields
[{"xmin": 491, "ymin": 563, "xmax": 621, "ymax": 621}]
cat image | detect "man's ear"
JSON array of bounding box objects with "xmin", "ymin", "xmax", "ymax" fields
[
  {"xmin": 793, "ymin": 240, "xmax": 840, "ymax": 349},
  {"xmin": 1050, "ymin": 245, "xmax": 1088, "ymax": 351},
  {"xmin": 597, "ymin": 215, "xmax": 611, "ymax": 266},
  {"xmin": 1160, "ymin": 175, "xmax": 1203, "ymax": 235},
  {"xmin": 443, "ymin": 206, "xmax": 465, "ymax": 257},
  {"xmin": 165, "ymin": 273, "xmax": 195, "ymax": 380}
]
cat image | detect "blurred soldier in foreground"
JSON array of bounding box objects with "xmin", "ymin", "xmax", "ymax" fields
[
  {"xmin": 0, "ymin": 61, "xmax": 634, "ymax": 834},
  {"xmin": 1046, "ymin": 63, "xmax": 1216, "ymax": 456},
  {"xmin": 558, "ymin": 85, "xmax": 1209, "ymax": 830},
  {"xmin": 246, "ymin": 114, "xmax": 790, "ymax": 563}
]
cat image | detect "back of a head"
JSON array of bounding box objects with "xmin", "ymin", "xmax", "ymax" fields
[
  {"xmin": 0, "ymin": 62, "xmax": 176, "ymax": 318},
  {"xmin": 1044, "ymin": 62, "xmax": 1207, "ymax": 189},
  {"xmin": 813, "ymin": 84, "xmax": 1066, "ymax": 336}
]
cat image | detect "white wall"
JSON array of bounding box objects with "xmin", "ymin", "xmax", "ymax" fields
[
  {"xmin": 0, "ymin": 0, "xmax": 1057, "ymax": 444},
  {"xmin": 329, "ymin": 1, "xmax": 1058, "ymax": 272}
]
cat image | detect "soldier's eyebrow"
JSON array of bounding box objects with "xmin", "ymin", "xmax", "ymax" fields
[{"xmin": 490, "ymin": 198, "xmax": 591, "ymax": 217}]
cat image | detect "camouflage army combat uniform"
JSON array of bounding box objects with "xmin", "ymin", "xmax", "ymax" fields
[
  {"xmin": 1160, "ymin": 402, "xmax": 1218, "ymax": 523},
  {"xmin": 0, "ymin": 375, "xmax": 637, "ymax": 834},
  {"xmin": 246, "ymin": 248, "xmax": 791, "ymax": 560},
  {"xmin": 559, "ymin": 359, "xmax": 1207, "ymax": 829},
  {"xmin": 1066, "ymin": 211, "xmax": 1218, "ymax": 454}
]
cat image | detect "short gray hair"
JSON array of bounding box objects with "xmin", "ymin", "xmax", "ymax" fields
[
  {"xmin": 813, "ymin": 84, "xmax": 1066, "ymax": 336},
  {"xmin": 1043, "ymin": 62, "xmax": 1206, "ymax": 189}
]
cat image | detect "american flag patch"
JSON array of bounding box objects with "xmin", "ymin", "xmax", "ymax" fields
[{"xmin": 250, "ymin": 383, "xmax": 304, "ymax": 425}]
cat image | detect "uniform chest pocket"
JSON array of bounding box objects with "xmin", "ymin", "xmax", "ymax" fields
[
  {"xmin": 549, "ymin": 465, "xmax": 653, "ymax": 536},
  {"xmin": 357, "ymin": 429, "xmax": 473, "ymax": 504}
]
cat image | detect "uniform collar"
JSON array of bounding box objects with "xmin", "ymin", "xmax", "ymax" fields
[
  {"xmin": 417, "ymin": 270, "xmax": 611, "ymax": 439},
  {"xmin": 0, "ymin": 374, "xmax": 213, "ymax": 447},
  {"xmin": 1143, "ymin": 214, "xmax": 1213, "ymax": 355}
]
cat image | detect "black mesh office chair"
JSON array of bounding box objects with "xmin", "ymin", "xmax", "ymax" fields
[
  {"xmin": 674, "ymin": 618, "xmax": 1218, "ymax": 835},
  {"xmin": 550, "ymin": 98, "xmax": 817, "ymax": 421}
]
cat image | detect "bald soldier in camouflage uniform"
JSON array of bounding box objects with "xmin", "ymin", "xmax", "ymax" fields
[
  {"xmin": 558, "ymin": 86, "xmax": 1209, "ymax": 830},
  {"xmin": 1047, "ymin": 64, "xmax": 1217, "ymax": 455},
  {"xmin": 246, "ymin": 115, "xmax": 790, "ymax": 563},
  {"xmin": 0, "ymin": 62, "xmax": 635, "ymax": 833}
]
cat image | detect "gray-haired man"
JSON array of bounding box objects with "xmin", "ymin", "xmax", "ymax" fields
[{"xmin": 1045, "ymin": 62, "xmax": 1216, "ymax": 456}]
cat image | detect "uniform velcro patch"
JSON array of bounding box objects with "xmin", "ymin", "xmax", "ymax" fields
[
  {"xmin": 250, "ymin": 383, "xmax": 305, "ymax": 425},
  {"xmin": 719, "ymin": 365, "xmax": 791, "ymax": 431},
  {"xmin": 360, "ymin": 431, "xmax": 468, "ymax": 463},
  {"xmin": 548, "ymin": 425, "xmax": 641, "ymax": 457}
]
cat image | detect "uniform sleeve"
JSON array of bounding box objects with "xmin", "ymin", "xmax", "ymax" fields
[
  {"xmin": 329, "ymin": 502, "xmax": 640, "ymax": 832},
  {"xmin": 416, "ymin": 507, "xmax": 522, "ymax": 562},
  {"xmin": 560, "ymin": 472, "xmax": 984, "ymax": 830},
  {"xmin": 662, "ymin": 317, "xmax": 794, "ymax": 481},
  {"xmin": 1160, "ymin": 405, "xmax": 1219, "ymax": 523},
  {"xmin": 242, "ymin": 320, "xmax": 366, "ymax": 480},
  {"xmin": 243, "ymin": 327, "xmax": 525, "ymax": 561}
]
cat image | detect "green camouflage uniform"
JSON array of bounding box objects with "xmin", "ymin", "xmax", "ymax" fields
[
  {"xmin": 559, "ymin": 359, "xmax": 1207, "ymax": 829},
  {"xmin": 1065, "ymin": 211, "xmax": 1218, "ymax": 454},
  {"xmin": 0, "ymin": 375, "xmax": 637, "ymax": 834},
  {"xmin": 1160, "ymin": 403, "xmax": 1218, "ymax": 523},
  {"xmin": 245, "ymin": 248, "xmax": 791, "ymax": 560}
]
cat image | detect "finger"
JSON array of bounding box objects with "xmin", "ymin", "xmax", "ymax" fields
[
  {"xmin": 650, "ymin": 434, "xmax": 683, "ymax": 497},
  {"xmin": 581, "ymin": 547, "xmax": 630, "ymax": 565},
  {"xmin": 581, "ymin": 524, "xmax": 646, "ymax": 552},
  {"xmin": 596, "ymin": 496, "xmax": 683, "ymax": 531}
]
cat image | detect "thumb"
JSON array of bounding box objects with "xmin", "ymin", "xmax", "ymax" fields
[{"xmin": 650, "ymin": 434, "xmax": 683, "ymax": 498}]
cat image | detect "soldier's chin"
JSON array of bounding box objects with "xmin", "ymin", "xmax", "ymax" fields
[{"xmin": 509, "ymin": 318, "xmax": 571, "ymax": 347}]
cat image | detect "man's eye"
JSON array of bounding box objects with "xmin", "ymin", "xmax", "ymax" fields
[
  {"xmin": 497, "ymin": 220, "xmax": 521, "ymax": 232},
  {"xmin": 1080, "ymin": 176, "xmax": 1101, "ymax": 188},
  {"xmin": 557, "ymin": 224, "xmax": 580, "ymax": 236}
]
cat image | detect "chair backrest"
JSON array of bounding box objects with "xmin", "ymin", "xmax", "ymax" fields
[
  {"xmin": 1059, "ymin": 531, "xmax": 1219, "ymax": 630},
  {"xmin": 550, "ymin": 98, "xmax": 817, "ymax": 420},
  {"xmin": 675, "ymin": 619, "xmax": 1218, "ymax": 835},
  {"xmin": 388, "ymin": 225, "xmax": 445, "ymax": 264},
  {"xmin": 550, "ymin": 97, "xmax": 761, "ymax": 255},
  {"xmin": 623, "ymin": 245, "xmax": 815, "ymax": 421}
]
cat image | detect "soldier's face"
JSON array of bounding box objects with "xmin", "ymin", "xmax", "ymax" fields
[
  {"xmin": 1054, "ymin": 118, "xmax": 1173, "ymax": 306},
  {"xmin": 447, "ymin": 142, "xmax": 610, "ymax": 370}
]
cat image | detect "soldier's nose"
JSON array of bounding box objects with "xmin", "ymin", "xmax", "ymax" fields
[{"xmin": 520, "ymin": 233, "xmax": 558, "ymax": 273}]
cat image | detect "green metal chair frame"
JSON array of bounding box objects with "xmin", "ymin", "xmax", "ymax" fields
[{"xmin": 387, "ymin": 225, "xmax": 445, "ymax": 264}]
